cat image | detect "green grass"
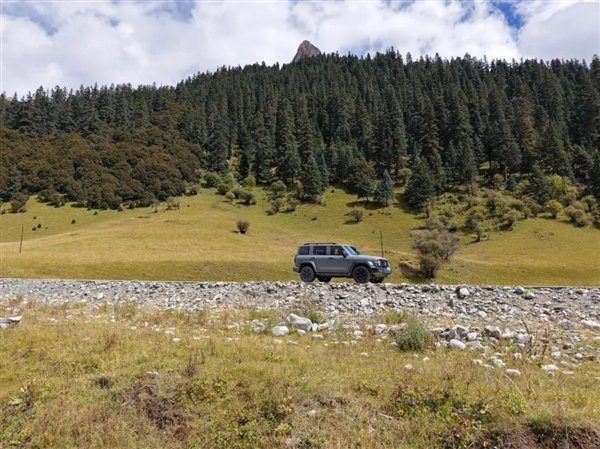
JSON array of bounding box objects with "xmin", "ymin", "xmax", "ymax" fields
[
  {"xmin": 1, "ymin": 188, "xmax": 599, "ymax": 285},
  {"xmin": 1, "ymin": 303, "xmax": 598, "ymax": 449}
]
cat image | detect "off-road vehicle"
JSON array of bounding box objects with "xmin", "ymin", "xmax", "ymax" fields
[{"xmin": 293, "ymin": 243, "xmax": 392, "ymax": 283}]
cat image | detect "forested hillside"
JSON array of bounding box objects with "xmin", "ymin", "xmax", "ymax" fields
[{"xmin": 1, "ymin": 50, "xmax": 599, "ymax": 211}]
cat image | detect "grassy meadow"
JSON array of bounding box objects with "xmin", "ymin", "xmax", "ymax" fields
[
  {"xmin": 1, "ymin": 187, "xmax": 599, "ymax": 285},
  {"xmin": 1, "ymin": 301, "xmax": 599, "ymax": 449}
]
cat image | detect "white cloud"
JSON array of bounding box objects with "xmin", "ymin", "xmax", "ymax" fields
[
  {"xmin": 518, "ymin": 1, "xmax": 600, "ymax": 61},
  {"xmin": 0, "ymin": 0, "xmax": 597, "ymax": 97}
]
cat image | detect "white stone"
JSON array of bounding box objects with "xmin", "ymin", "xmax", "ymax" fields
[
  {"xmin": 285, "ymin": 314, "xmax": 313, "ymax": 332},
  {"xmin": 458, "ymin": 287, "xmax": 470, "ymax": 298},
  {"xmin": 449, "ymin": 339, "xmax": 466, "ymax": 350},
  {"xmin": 505, "ymin": 369, "xmax": 521, "ymax": 377},
  {"xmin": 558, "ymin": 319, "xmax": 576, "ymax": 330},
  {"xmin": 404, "ymin": 363, "xmax": 414, "ymax": 371},
  {"xmin": 467, "ymin": 332, "xmax": 478, "ymax": 341},
  {"xmin": 542, "ymin": 364, "xmax": 558, "ymax": 372},
  {"xmin": 307, "ymin": 409, "xmax": 317, "ymax": 417},
  {"xmin": 581, "ymin": 319, "xmax": 600, "ymax": 330},
  {"xmin": 272, "ymin": 325, "xmax": 289, "ymax": 336}
]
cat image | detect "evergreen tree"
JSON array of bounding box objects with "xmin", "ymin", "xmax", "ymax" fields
[
  {"xmin": 275, "ymin": 97, "xmax": 300, "ymax": 184},
  {"xmin": 405, "ymin": 155, "xmax": 435, "ymax": 210},
  {"xmin": 374, "ymin": 169, "xmax": 394, "ymax": 206}
]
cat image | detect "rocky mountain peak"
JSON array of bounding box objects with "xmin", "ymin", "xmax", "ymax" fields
[{"xmin": 292, "ymin": 40, "xmax": 322, "ymax": 63}]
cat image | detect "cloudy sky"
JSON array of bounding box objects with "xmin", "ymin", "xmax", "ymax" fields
[{"xmin": 1, "ymin": 0, "xmax": 599, "ymax": 96}]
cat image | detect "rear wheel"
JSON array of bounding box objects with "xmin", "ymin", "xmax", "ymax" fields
[
  {"xmin": 318, "ymin": 276, "xmax": 332, "ymax": 283},
  {"xmin": 352, "ymin": 266, "xmax": 370, "ymax": 284},
  {"xmin": 300, "ymin": 266, "xmax": 316, "ymax": 283}
]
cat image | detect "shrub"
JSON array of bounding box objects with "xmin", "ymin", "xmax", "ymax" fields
[
  {"xmin": 523, "ymin": 197, "xmax": 542, "ymax": 217},
  {"xmin": 203, "ymin": 172, "xmax": 221, "ymax": 188},
  {"xmin": 224, "ymin": 191, "xmax": 236, "ymax": 202},
  {"xmin": 347, "ymin": 208, "xmax": 363, "ymax": 223},
  {"xmin": 71, "ymin": 219, "xmax": 76, "ymax": 224},
  {"xmin": 492, "ymin": 173, "xmax": 504, "ymax": 190},
  {"xmin": 216, "ymin": 182, "xmax": 229, "ymax": 196},
  {"xmin": 268, "ymin": 180, "xmax": 287, "ymax": 201},
  {"xmin": 286, "ymin": 197, "xmax": 298, "ymax": 212},
  {"xmin": 165, "ymin": 197, "xmax": 180, "ymax": 210},
  {"xmin": 564, "ymin": 206, "xmax": 590, "ymax": 227},
  {"xmin": 268, "ymin": 198, "xmax": 286, "ymax": 214},
  {"xmin": 10, "ymin": 192, "xmax": 28, "ymax": 213},
  {"xmin": 243, "ymin": 174, "xmax": 256, "ymax": 189},
  {"xmin": 238, "ymin": 190, "xmax": 256, "ymax": 205},
  {"xmin": 412, "ymin": 224, "xmax": 459, "ymax": 278},
  {"xmin": 545, "ymin": 200, "xmax": 562, "ymax": 218},
  {"xmin": 394, "ymin": 318, "xmax": 432, "ymax": 352},
  {"xmin": 236, "ymin": 219, "xmax": 250, "ymax": 234},
  {"xmin": 501, "ymin": 209, "xmax": 520, "ymax": 230}
]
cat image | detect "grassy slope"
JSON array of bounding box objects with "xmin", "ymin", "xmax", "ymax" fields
[
  {"xmin": 1, "ymin": 303, "xmax": 599, "ymax": 449},
  {"xmin": 0, "ymin": 188, "xmax": 599, "ymax": 285}
]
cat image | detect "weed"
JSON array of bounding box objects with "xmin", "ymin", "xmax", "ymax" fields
[{"xmin": 394, "ymin": 317, "xmax": 432, "ymax": 352}]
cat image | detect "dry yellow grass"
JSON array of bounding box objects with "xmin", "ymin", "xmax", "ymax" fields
[
  {"xmin": 1, "ymin": 302, "xmax": 599, "ymax": 449},
  {"xmin": 1, "ymin": 188, "xmax": 598, "ymax": 284}
]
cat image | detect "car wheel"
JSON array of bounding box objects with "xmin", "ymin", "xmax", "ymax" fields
[
  {"xmin": 352, "ymin": 266, "xmax": 370, "ymax": 284},
  {"xmin": 318, "ymin": 276, "xmax": 332, "ymax": 283},
  {"xmin": 300, "ymin": 266, "xmax": 316, "ymax": 282}
]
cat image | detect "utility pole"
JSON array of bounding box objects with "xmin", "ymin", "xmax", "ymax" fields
[
  {"xmin": 379, "ymin": 229, "xmax": 384, "ymax": 257},
  {"xmin": 19, "ymin": 224, "xmax": 24, "ymax": 254}
]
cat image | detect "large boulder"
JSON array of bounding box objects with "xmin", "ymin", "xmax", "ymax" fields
[{"xmin": 285, "ymin": 314, "xmax": 313, "ymax": 332}]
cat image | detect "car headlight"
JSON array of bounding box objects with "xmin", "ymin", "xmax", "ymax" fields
[{"xmin": 367, "ymin": 261, "xmax": 375, "ymax": 267}]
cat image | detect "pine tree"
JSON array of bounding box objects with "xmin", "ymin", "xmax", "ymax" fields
[
  {"xmin": 275, "ymin": 97, "xmax": 300, "ymax": 185},
  {"xmin": 374, "ymin": 169, "xmax": 394, "ymax": 206},
  {"xmin": 405, "ymin": 155, "xmax": 435, "ymax": 210}
]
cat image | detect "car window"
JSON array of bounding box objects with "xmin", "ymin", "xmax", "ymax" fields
[
  {"xmin": 313, "ymin": 246, "xmax": 327, "ymax": 256},
  {"xmin": 329, "ymin": 245, "xmax": 344, "ymax": 256},
  {"xmin": 351, "ymin": 246, "xmax": 361, "ymax": 255},
  {"xmin": 298, "ymin": 246, "xmax": 309, "ymax": 255}
]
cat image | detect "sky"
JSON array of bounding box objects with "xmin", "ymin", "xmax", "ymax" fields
[{"xmin": 1, "ymin": 0, "xmax": 599, "ymax": 97}]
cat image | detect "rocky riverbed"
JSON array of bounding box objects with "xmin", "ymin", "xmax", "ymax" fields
[{"xmin": 1, "ymin": 278, "xmax": 600, "ymax": 377}]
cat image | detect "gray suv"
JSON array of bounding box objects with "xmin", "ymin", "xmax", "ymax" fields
[{"xmin": 293, "ymin": 243, "xmax": 392, "ymax": 283}]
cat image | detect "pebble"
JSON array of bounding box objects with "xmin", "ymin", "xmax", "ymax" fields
[
  {"xmin": 449, "ymin": 339, "xmax": 466, "ymax": 350},
  {"xmin": 505, "ymin": 369, "xmax": 521, "ymax": 377}
]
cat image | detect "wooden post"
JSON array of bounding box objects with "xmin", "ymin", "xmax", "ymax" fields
[
  {"xmin": 380, "ymin": 229, "xmax": 384, "ymax": 258},
  {"xmin": 19, "ymin": 224, "xmax": 24, "ymax": 254}
]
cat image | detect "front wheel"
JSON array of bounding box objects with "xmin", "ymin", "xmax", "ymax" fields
[
  {"xmin": 300, "ymin": 266, "xmax": 316, "ymax": 282},
  {"xmin": 352, "ymin": 266, "xmax": 370, "ymax": 284}
]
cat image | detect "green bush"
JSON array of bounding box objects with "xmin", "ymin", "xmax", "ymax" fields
[
  {"xmin": 236, "ymin": 219, "xmax": 250, "ymax": 234},
  {"xmin": 204, "ymin": 172, "xmax": 222, "ymax": 188},
  {"xmin": 347, "ymin": 208, "xmax": 363, "ymax": 223},
  {"xmin": 564, "ymin": 206, "xmax": 591, "ymax": 227},
  {"xmin": 545, "ymin": 200, "xmax": 562, "ymax": 218},
  {"xmin": 395, "ymin": 318, "xmax": 432, "ymax": 352}
]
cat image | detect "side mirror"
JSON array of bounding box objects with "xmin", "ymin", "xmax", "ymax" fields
[{"xmin": 342, "ymin": 251, "xmax": 348, "ymax": 258}]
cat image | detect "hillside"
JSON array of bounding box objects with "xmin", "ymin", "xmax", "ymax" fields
[{"xmin": 1, "ymin": 189, "xmax": 598, "ymax": 285}]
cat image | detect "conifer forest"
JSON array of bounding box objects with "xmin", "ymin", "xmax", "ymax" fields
[{"xmin": 1, "ymin": 51, "xmax": 599, "ymax": 213}]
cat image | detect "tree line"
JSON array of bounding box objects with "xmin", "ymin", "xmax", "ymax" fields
[{"xmin": 1, "ymin": 50, "xmax": 599, "ymax": 210}]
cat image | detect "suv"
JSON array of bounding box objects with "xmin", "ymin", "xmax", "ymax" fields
[{"xmin": 293, "ymin": 243, "xmax": 392, "ymax": 283}]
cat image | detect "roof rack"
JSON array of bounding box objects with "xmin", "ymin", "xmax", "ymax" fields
[{"xmin": 302, "ymin": 242, "xmax": 337, "ymax": 245}]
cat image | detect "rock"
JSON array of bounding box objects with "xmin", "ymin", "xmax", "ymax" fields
[
  {"xmin": 523, "ymin": 292, "xmax": 536, "ymax": 300},
  {"xmin": 0, "ymin": 316, "xmax": 22, "ymax": 329},
  {"xmin": 272, "ymin": 326, "xmax": 289, "ymax": 336},
  {"xmin": 467, "ymin": 332, "xmax": 479, "ymax": 341},
  {"xmin": 505, "ymin": 369, "xmax": 521, "ymax": 377},
  {"xmin": 375, "ymin": 324, "xmax": 387, "ymax": 334},
  {"xmin": 403, "ymin": 363, "xmax": 414, "ymax": 371},
  {"xmin": 542, "ymin": 364, "xmax": 559, "ymax": 372},
  {"xmin": 449, "ymin": 339, "xmax": 466, "ymax": 350},
  {"xmin": 581, "ymin": 319, "xmax": 600, "ymax": 330},
  {"xmin": 457, "ymin": 287, "xmax": 471, "ymax": 298},
  {"xmin": 447, "ymin": 325, "xmax": 469, "ymax": 340},
  {"xmin": 491, "ymin": 357, "xmax": 505, "ymax": 368},
  {"xmin": 307, "ymin": 409, "xmax": 317, "ymax": 417},
  {"xmin": 285, "ymin": 314, "xmax": 312, "ymax": 332},
  {"xmin": 291, "ymin": 40, "xmax": 321, "ymax": 63},
  {"xmin": 514, "ymin": 286, "xmax": 526, "ymax": 295},
  {"xmin": 558, "ymin": 319, "xmax": 576, "ymax": 330},
  {"xmin": 252, "ymin": 322, "xmax": 266, "ymax": 333},
  {"xmin": 484, "ymin": 325, "xmax": 501, "ymax": 339}
]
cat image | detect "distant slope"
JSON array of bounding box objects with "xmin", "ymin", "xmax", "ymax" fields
[{"xmin": 1, "ymin": 189, "xmax": 598, "ymax": 285}]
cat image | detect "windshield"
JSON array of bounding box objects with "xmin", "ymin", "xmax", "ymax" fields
[{"xmin": 345, "ymin": 246, "xmax": 361, "ymax": 255}]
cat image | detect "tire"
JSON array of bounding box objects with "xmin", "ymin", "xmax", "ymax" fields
[
  {"xmin": 318, "ymin": 276, "xmax": 332, "ymax": 283},
  {"xmin": 352, "ymin": 266, "xmax": 370, "ymax": 284},
  {"xmin": 300, "ymin": 266, "xmax": 316, "ymax": 283}
]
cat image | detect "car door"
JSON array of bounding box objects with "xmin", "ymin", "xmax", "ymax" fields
[
  {"xmin": 326, "ymin": 245, "xmax": 351, "ymax": 274},
  {"xmin": 311, "ymin": 245, "xmax": 328, "ymax": 273}
]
